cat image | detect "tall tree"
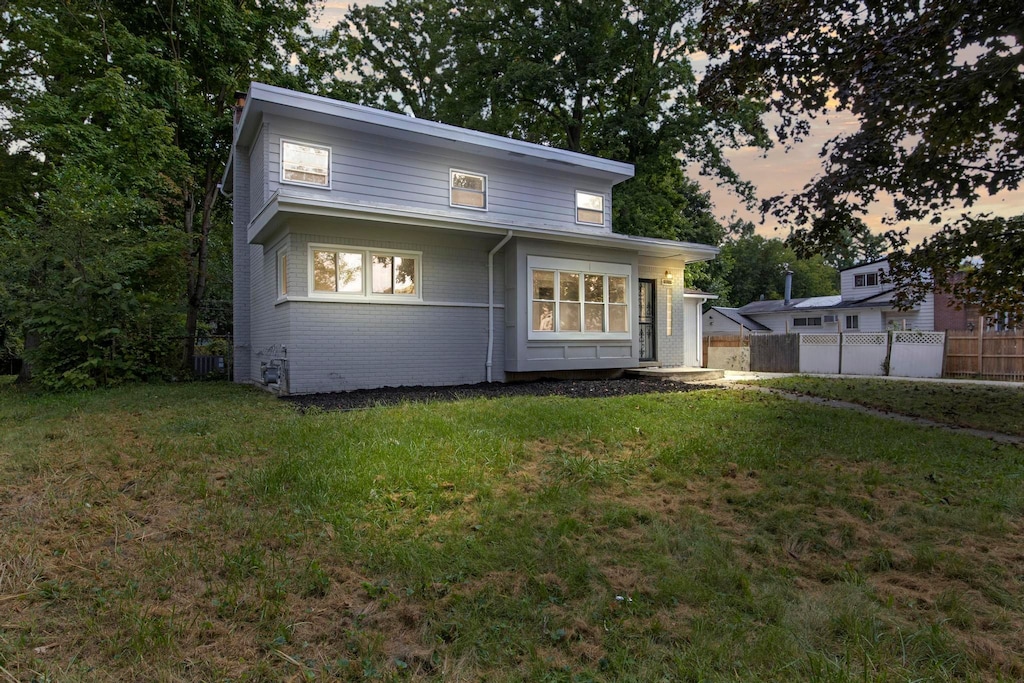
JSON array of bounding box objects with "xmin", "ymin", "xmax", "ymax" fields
[
  {"xmin": 1, "ymin": 0, "xmax": 327, "ymax": 383},
  {"xmin": 699, "ymin": 0, "xmax": 1024, "ymax": 323},
  {"xmin": 333, "ymin": 0, "xmax": 769, "ymax": 245},
  {"xmin": 716, "ymin": 234, "xmax": 838, "ymax": 308}
]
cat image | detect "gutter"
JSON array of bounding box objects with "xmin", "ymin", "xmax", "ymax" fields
[{"xmin": 486, "ymin": 231, "xmax": 514, "ymax": 382}]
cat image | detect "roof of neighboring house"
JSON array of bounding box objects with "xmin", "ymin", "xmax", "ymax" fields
[
  {"xmin": 839, "ymin": 256, "xmax": 889, "ymax": 272},
  {"xmin": 707, "ymin": 307, "xmax": 770, "ymax": 331},
  {"xmin": 736, "ymin": 290, "xmax": 896, "ymax": 315}
]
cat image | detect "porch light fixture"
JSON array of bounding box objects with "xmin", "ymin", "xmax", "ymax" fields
[{"xmin": 662, "ymin": 270, "xmax": 673, "ymax": 286}]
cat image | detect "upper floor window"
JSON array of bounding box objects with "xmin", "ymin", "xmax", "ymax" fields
[
  {"xmin": 450, "ymin": 169, "xmax": 487, "ymax": 210},
  {"xmin": 310, "ymin": 244, "xmax": 419, "ymax": 300},
  {"xmin": 576, "ymin": 191, "xmax": 605, "ymax": 225},
  {"xmin": 854, "ymin": 272, "xmax": 878, "ymax": 287},
  {"xmin": 281, "ymin": 140, "xmax": 330, "ymax": 188}
]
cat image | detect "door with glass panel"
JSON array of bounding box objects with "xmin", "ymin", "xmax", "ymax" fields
[{"xmin": 638, "ymin": 279, "xmax": 656, "ymax": 361}]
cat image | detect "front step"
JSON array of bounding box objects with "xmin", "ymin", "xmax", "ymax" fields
[{"xmin": 625, "ymin": 367, "xmax": 725, "ymax": 382}]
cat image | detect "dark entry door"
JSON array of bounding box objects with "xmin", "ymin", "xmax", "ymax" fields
[{"xmin": 638, "ymin": 279, "xmax": 656, "ymax": 362}]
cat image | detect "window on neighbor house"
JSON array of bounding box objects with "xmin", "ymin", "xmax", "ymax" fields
[
  {"xmin": 793, "ymin": 317, "xmax": 822, "ymax": 327},
  {"xmin": 310, "ymin": 245, "xmax": 420, "ymax": 299},
  {"xmin": 576, "ymin": 191, "xmax": 605, "ymax": 225},
  {"xmin": 854, "ymin": 272, "xmax": 878, "ymax": 287},
  {"xmin": 450, "ymin": 170, "xmax": 487, "ymax": 209},
  {"xmin": 846, "ymin": 315, "xmax": 859, "ymax": 330},
  {"xmin": 530, "ymin": 260, "xmax": 629, "ymax": 337},
  {"xmin": 281, "ymin": 140, "xmax": 330, "ymax": 187}
]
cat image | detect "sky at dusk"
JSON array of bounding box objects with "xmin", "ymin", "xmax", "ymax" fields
[{"xmin": 318, "ymin": 1, "xmax": 1023, "ymax": 246}]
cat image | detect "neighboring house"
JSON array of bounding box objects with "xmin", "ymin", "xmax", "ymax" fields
[
  {"xmin": 222, "ymin": 82, "xmax": 719, "ymax": 394},
  {"xmin": 703, "ymin": 257, "xmax": 935, "ymax": 335}
]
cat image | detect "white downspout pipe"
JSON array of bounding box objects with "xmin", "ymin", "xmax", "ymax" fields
[{"xmin": 487, "ymin": 231, "xmax": 514, "ymax": 382}]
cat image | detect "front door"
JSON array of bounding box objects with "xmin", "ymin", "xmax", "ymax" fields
[{"xmin": 638, "ymin": 279, "xmax": 656, "ymax": 362}]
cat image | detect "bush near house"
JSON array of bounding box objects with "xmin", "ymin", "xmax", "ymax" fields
[{"xmin": 1, "ymin": 382, "xmax": 1022, "ymax": 681}]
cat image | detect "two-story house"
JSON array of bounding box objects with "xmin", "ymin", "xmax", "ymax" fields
[
  {"xmin": 222, "ymin": 83, "xmax": 719, "ymax": 394},
  {"xmin": 703, "ymin": 257, "xmax": 936, "ymax": 336}
]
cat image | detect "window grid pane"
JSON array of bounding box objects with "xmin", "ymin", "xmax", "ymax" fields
[{"xmin": 532, "ymin": 269, "xmax": 628, "ymax": 335}]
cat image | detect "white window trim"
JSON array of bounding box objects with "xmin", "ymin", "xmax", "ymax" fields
[
  {"xmin": 845, "ymin": 315, "xmax": 860, "ymax": 330},
  {"xmin": 853, "ymin": 272, "xmax": 878, "ymax": 288},
  {"xmin": 276, "ymin": 248, "xmax": 288, "ymax": 302},
  {"xmin": 280, "ymin": 138, "xmax": 332, "ymax": 190},
  {"xmin": 449, "ymin": 168, "xmax": 488, "ymax": 211},
  {"xmin": 527, "ymin": 255, "xmax": 632, "ymax": 341},
  {"xmin": 575, "ymin": 190, "xmax": 605, "ymax": 226},
  {"xmin": 307, "ymin": 243, "xmax": 422, "ymax": 302}
]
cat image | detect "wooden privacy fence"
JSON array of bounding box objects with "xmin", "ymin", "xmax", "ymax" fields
[
  {"xmin": 750, "ymin": 333, "xmax": 800, "ymax": 372},
  {"xmin": 945, "ymin": 330, "xmax": 1024, "ymax": 381}
]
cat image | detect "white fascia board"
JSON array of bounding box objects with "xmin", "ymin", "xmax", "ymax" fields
[
  {"xmin": 249, "ymin": 193, "xmax": 719, "ymax": 263},
  {"xmin": 239, "ymin": 82, "xmax": 635, "ymax": 183}
]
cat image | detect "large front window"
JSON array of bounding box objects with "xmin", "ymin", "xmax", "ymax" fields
[
  {"xmin": 529, "ymin": 257, "xmax": 629, "ymax": 338},
  {"xmin": 310, "ymin": 244, "xmax": 419, "ymax": 300}
]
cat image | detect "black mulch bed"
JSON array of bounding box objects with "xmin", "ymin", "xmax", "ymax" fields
[{"xmin": 284, "ymin": 377, "xmax": 720, "ymax": 412}]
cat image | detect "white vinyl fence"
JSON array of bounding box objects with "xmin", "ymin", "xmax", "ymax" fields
[
  {"xmin": 888, "ymin": 331, "xmax": 946, "ymax": 378},
  {"xmin": 794, "ymin": 331, "xmax": 946, "ymax": 378},
  {"xmin": 840, "ymin": 333, "xmax": 888, "ymax": 376},
  {"xmin": 799, "ymin": 334, "xmax": 840, "ymax": 374}
]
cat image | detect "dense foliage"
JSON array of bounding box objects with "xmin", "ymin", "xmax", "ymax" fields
[
  {"xmin": 0, "ymin": 0, "xmax": 325, "ymax": 387},
  {"xmin": 699, "ymin": 0, "xmax": 1024, "ymax": 323}
]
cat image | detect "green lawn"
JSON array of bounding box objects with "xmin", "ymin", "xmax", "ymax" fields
[
  {"xmin": 1, "ymin": 381, "xmax": 1022, "ymax": 681},
  {"xmin": 752, "ymin": 376, "xmax": 1024, "ymax": 436}
]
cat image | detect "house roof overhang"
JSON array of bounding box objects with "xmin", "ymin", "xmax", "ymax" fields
[
  {"xmin": 249, "ymin": 191, "xmax": 719, "ymax": 263},
  {"xmin": 222, "ymin": 82, "xmax": 635, "ymax": 192}
]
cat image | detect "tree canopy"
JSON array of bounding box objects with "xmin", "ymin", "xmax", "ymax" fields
[
  {"xmin": 699, "ymin": 0, "xmax": 1024, "ymax": 323},
  {"xmin": 331, "ymin": 0, "xmax": 769, "ymax": 246},
  {"xmin": 1, "ymin": 0, "xmax": 326, "ymax": 386}
]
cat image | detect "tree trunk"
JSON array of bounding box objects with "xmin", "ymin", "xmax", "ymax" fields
[
  {"xmin": 181, "ymin": 169, "xmax": 219, "ymax": 376},
  {"xmin": 17, "ymin": 331, "xmax": 38, "ymax": 384}
]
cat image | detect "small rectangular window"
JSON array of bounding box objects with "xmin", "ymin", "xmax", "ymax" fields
[
  {"xmin": 281, "ymin": 140, "xmax": 330, "ymax": 187},
  {"xmin": 854, "ymin": 272, "xmax": 878, "ymax": 287},
  {"xmin": 576, "ymin": 191, "xmax": 604, "ymax": 225},
  {"xmin": 450, "ymin": 170, "xmax": 487, "ymax": 209},
  {"xmin": 277, "ymin": 250, "xmax": 288, "ymax": 299},
  {"xmin": 793, "ymin": 317, "xmax": 822, "ymax": 327},
  {"xmin": 846, "ymin": 315, "xmax": 859, "ymax": 329}
]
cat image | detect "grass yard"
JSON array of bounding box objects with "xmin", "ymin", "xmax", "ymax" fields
[
  {"xmin": 1, "ymin": 381, "xmax": 1022, "ymax": 681},
  {"xmin": 752, "ymin": 376, "xmax": 1024, "ymax": 437}
]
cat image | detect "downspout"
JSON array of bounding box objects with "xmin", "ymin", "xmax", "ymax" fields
[{"xmin": 487, "ymin": 231, "xmax": 514, "ymax": 382}]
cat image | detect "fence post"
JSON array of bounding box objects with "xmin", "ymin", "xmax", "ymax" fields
[{"xmin": 977, "ymin": 316, "xmax": 985, "ymax": 375}]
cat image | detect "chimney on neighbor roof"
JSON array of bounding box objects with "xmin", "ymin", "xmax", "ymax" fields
[
  {"xmin": 783, "ymin": 266, "xmax": 794, "ymax": 306},
  {"xmin": 233, "ymin": 90, "xmax": 247, "ymax": 125}
]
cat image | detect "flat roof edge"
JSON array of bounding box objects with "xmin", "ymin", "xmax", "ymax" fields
[{"xmin": 246, "ymin": 82, "xmax": 634, "ymax": 180}]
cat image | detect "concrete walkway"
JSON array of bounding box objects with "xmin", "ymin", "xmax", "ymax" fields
[{"xmin": 699, "ymin": 373, "xmax": 1024, "ymax": 445}]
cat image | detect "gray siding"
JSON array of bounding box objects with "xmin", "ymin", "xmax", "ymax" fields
[
  {"xmin": 264, "ymin": 116, "xmax": 613, "ymax": 235},
  {"xmin": 505, "ymin": 238, "xmax": 639, "ymax": 372},
  {"xmin": 249, "ymin": 237, "xmax": 291, "ymax": 387},
  {"xmin": 232, "ymin": 144, "xmax": 252, "ymax": 383},
  {"xmin": 248, "ymin": 124, "xmax": 268, "ymax": 218},
  {"xmin": 248, "ymin": 219, "xmax": 507, "ymax": 393},
  {"xmin": 841, "ymin": 261, "xmax": 888, "ymax": 301}
]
